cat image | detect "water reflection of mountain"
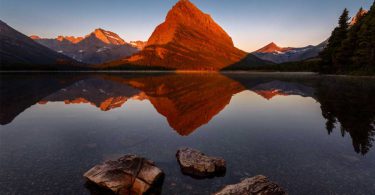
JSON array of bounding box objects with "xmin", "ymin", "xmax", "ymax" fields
[
  {"xmin": 0, "ymin": 74, "xmax": 82, "ymax": 125},
  {"xmin": 40, "ymin": 78, "xmax": 140, "ymax": 111},
  {"xmin": 251, "ymin": 80, "xmax": 315, "ymax": 100},
  {"xmin": 0, "ymin": 73, "xmax": 374, "ymax": 154},
  {"xmin": 109, "ymin": 74, "xmax": 245, "ymax": 135}
]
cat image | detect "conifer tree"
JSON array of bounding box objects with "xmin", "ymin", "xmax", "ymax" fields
[
  {"xmin": 352, "ymin": 2, "xmax": 375, "ymax": 70},
  {"xmin": 335, "ymin": 8, "xmax": 366, "ymax": 71},
  {"xmin": 320, "ymin": 9, "xmax": 350, "ymax": 73}
]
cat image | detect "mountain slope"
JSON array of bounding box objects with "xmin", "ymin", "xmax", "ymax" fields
[
  {"xmin": 32, "ymin": 29, "xmax": 139, "ymax": 64},
  {"xmin": 102, "ymin": 0, "xmax": 248, "ymax": 70},
  {"xmin": 0, "ymin": 20, "xmax": 79, "ymax": 70}
]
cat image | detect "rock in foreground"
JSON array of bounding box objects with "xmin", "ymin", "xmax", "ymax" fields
[
  {"xmin": 84, "ymin": 155, "xmax": 164, "ymax": 195},
  {"xmin": 176, "ymin": 148, "xmax": 226, "ymax": 178},
  {"xmin": 214, "ymin": 175, "xmax": 286, "ymax": 195}
]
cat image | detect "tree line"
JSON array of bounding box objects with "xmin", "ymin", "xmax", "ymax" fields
[{"xmin": 320, "ymin": 2, "xmax": 375, "ymax": 74}]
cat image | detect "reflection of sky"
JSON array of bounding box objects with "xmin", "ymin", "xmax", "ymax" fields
[{"xmin": 0, "ymin": 0, "xmax": 372, "ymax": 52}]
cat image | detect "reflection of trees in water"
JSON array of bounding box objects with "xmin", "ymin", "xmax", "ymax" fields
[{"xmin": 315, "ymin": 77, "xmax": 375, "ymax": 155}]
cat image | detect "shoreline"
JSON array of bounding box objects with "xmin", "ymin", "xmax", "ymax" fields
[{"xmin": 1, "ymin": 70, "xmax": 374, "ymax": 78}]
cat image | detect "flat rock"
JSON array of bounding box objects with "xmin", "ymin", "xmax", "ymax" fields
[
  {"xmin": 214, "ymin": 175, "xmax": 286, "ymax": 195},
  {"xmin": 176, "ymin": 148, "xmax": 226, "ymax": 178},
  {"xmin": 84, "ymin": 155, "xmax": 164, "ymax": 195}
]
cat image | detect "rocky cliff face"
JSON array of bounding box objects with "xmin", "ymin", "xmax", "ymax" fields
[
  {"xmin": 104, "ymin": 0, "xmax": 247, "ymax": 70},
  {"xmin": 130, "ymin": 41, "xmax": 147, "ymax": 50},
  {"xmin": 31, "ymin": 29, "xmax": 139, "ymax": 64}
]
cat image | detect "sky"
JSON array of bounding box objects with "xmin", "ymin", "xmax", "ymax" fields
[{"xmin": 0, "ymin": 0, "xmax": 373, "ymax": 52}]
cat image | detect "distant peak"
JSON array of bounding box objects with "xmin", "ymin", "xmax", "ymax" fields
[
  {"xmin": 30, "ymin": 35, "xmax": 41, "ymax": 40},
  {"xmin": 255, "ymin": 42, "xmax": 294, "ymax": 53},
  {"xmin": 267, "ymin": 42, "xmax": 278, "ymax": 48},
  {"xmin": 94, "ymin": 28, "xmax": 105, "ymax": 33},
  {"xmin": 56, "ymin": 35, "xmax": 83, "ymax": 43},
  {"xmin": 256, "ymin": 42, "xmax": 282, "ymax": 53},
  {"xmin": 89, "ymin": 28, "xmax": 126, "ymax": 45}
]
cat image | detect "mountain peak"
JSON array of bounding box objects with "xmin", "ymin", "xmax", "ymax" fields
[
  {"xmin": 171, "ymin": 0, "xmax": 199, "ymax": 14},
  {"xmin": 256, "ymin": 42, "xmax": 292, "ymax": 53},
  {"xmin": 105, "ymin": 0, "xmax": 246, "ymax": 70},
  {"xmin": 56, "ymin": 36, "xmax": 83, "ymax": 43},
  {"xmin": 146, "ymin": 0, "xmax": 234, "ymax": 47},
  {"xmin": 89, "ymin": 28, "xmax": 126, "ymax": 45},
  {"xmin": 30, "ymin": 35, "xmax": 41, "ymax": 40}
]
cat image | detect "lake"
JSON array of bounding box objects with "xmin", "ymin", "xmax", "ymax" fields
[{"xmin": 0, "ymin": 72, "xmax": 374, "ymax": 195}]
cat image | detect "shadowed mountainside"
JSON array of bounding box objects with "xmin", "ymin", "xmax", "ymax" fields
[{"xmin": 0, "ymin": 20, "xmax": 81, "ymax": 70}]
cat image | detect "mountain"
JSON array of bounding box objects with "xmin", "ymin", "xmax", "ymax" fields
[
  {"xmin": 130, "ymin": 41, "xmax": 147, "ymax": 50},
  {"xmin": 255, "ymin": 9, "xmax": 369, "ymax": 66},
  {"xmin": 32, "ymin": 28, "xmax": 139, "ymax": 64},
  {"xmin": 102, "ymin": 0, "xmax": 251, "ymax": 70},
  {"xmin": 0, "ymin": 20, "xmax": 79, "ymax": 70},
  {"xmin": 251, "ymin": 41, "xmax": 328, "ymax": 64},
  {"xmin": 255, "ymin": 42, "xmax": 293, "ymax": 53}
]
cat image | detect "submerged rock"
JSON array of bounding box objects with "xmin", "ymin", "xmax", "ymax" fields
[
  {"xmin": 84, "ymin": 155, "xmax": 164, "ymax": 195},
  {"xmin": 176, "ymin": 148, "xmax": 226, "ymax": 178},
  {"xmin": 214, "ymin": 175, "xmax": 286, "ymax": 195}
]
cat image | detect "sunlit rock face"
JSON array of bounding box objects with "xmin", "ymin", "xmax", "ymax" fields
[
  {"xmin": 105, "ymin": 0, "xmax": 247, "ymax": 70},
  {"xmin": 31, "ymin": 29, "xmax": 139, "ymax": 64},
  {"xmin": 56, "ymin": 36, "xmax": 83, "ymax": 44},
  {"xmin": 130, "ymin": 41, "xmax": 147, "ymax": 50},
  {"xmin": 255, "ymin": 42, "xmax": 293, "ymax": 53}
]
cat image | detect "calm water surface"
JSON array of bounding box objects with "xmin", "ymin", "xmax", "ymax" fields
[{"xmin": 0, "ymin": 72, "xmax": 374, "ymax": 195}]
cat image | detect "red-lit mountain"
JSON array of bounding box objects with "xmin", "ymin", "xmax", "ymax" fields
[
  {"xmin": 255, "ymin": 42, "xmax": 293, "ymax": 53},
  {"xmin": 31, "ymin": 29, "xmax": 139, "ymax": 64},
  {"xmin": 0, "ymin": 20, "xmax": 79, "ymax": 70},
  {"xmin": 102, "ymin": 0, "xmax": 256, "ymax": 70},
  {"xmin": 130, "ymin": 41, "xmax": 147, "ymax": 50}
]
